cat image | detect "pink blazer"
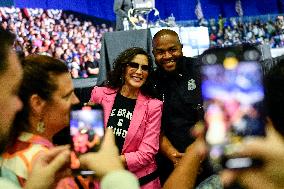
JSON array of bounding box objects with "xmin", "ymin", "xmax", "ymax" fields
[{"xmin": 90, "ymin": 86, "xmax": 162, "ymax": 189}]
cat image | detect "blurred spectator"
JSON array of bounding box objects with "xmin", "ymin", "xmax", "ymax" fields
[
  {"xmin": 198, "ymin": 15, "xmax": 284, "ymax": 49},
  {"xmin": 83, "ymin": 53, "xmax": 99, "ymax": 77},
  {"xmin": 3, "ymin": 6, "xmax": 284, "ymax": 78}
]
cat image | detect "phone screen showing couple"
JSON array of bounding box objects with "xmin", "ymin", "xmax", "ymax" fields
[
  {"xmin": 70, "ymin": 104, "xmax": 104, "ymax": 175},
  {"xmin": 201, "ymin": 60, "xmax": 265, "ymax": 171}
]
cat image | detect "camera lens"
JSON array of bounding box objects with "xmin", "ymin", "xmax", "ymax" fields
[{"xmin": 202, "ymin": 53, "xmax": 217, "ymax": 64}]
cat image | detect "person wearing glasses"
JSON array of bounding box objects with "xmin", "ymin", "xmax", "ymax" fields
[{"xmin": 89, "ymin": 47, "xmax": 163, "ymax": 189}]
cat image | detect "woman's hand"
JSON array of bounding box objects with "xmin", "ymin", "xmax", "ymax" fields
[
  {"xmin": 25, "ymin": 145, "xmax": 70, "ymax": 189},
  {"xmin": 79, "ymin": 128, "xmax": 124, "ymax": 179}
]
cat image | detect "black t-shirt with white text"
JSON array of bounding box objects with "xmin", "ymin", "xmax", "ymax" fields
[{"xmin": 107, "ymin": 93, "xmax": 136, "ymax": 153}]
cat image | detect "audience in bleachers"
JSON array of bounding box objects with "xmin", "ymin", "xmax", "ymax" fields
[
  {"xmin": 2, "ymin": 6, "xmax": 284, "ymax": 79},
  {"xmin": 201, "ymin": 15, "xmax": 284, "ymax": 49},
  {"xmin": 0, "ymin": 6, "xmax": 112, "ymax": 78}
]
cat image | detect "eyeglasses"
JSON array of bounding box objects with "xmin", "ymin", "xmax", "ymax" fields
[{"xmin": 127, "ymin": 62, "xmax": 149, "ymax": 71}]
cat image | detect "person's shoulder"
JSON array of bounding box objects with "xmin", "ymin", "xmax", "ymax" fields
[
  {"xmin": 151, "ymin": 67, "xmax": 165, "ymax": 82},
  {"xmin": 151, "ymin": 67, "xmax": 160, "ymax": 77},
  {"xmin": 148, "ymin": 97, "xmax": 163, "ymax": 104},
  {"xmin": 92, "ymin": 86, "xmax": 106, "ymax": 91},
  {"xmin": 92, "ymin": 86, "xmax": 116, "ymax": 94},
  {"xmin": 85, "ymin": 61, "xmax": 92, "ymax": 66},
  {"xmin": 94, "ymin": 86, "xmax": 120, "ymax": 97},
  {"xmin": 184, "ymin": 56, "xmax": 196, "ymax": 62},
  {"xmin": 183, "ymin": 56, "xmax": 201, "ymax": 74},
  {"xmin": 93, "ymin": 60, "xmax": 99, "ymax": 67},
  {"xmin": 147, "ymin": 97, "xmax": 163, "ymax": 109},
  {"xmin": 183, "ymin": 56, "xmax": 200, "ymax": 67},
  {"xmin": 0, "ymin": 177, "xmax": 21, "ymax": 189},
  {"xmin": 86, "ymin": 61, "xmax": 99, "ymax": 67}
]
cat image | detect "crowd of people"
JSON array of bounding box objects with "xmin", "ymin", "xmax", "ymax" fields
[
  {"xmin": 1, "ymin": 14, "xmax": 284, "ymax": 189},
  {"xmin": 199, "ymin": 15, "xmax": 284, "ymax": 49},
  {"xmin": 1, "ymin": 5, "xmax": 284, "ymax": 188},
  {"xmin": 2, "ymin": 6, "xmax": 284, "ymax": 80},
  {"xmin": 0, "ymin": 6, "xmax": 112, "ymax": 79}
]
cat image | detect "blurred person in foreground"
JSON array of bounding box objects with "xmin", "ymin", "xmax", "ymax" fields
[
  {"xmin": 163, "ymin": 60, "xmax": 284, "ymax": 189},
  {"xmin": 221, "ymin": 59, "xmax": 284, "ymax": 189},
  {"xmin": 0, "ymin": 27, "xmax": 70, "ymax": 189},
  {"xmin": 0, "ymin": 54, "xmax": 81, "ymax": 188},
  {"xmin": 0, "ymin": 28, "xmax": 139, "ymax": 189},
  {"xmin": 90, "ymin": 47, "xmax": 163, "ymax": 189}
]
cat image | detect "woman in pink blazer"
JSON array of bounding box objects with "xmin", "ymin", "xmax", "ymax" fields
[{"xmin": 90, "ymin": 47, "xmax": 162, "ymax": 189}]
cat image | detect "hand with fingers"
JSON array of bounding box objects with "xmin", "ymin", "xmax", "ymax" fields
[
  {"xmin": 170, "ymin": 151, "xmax": 184, "ymax": 167},
  {"xmin": 79, "ymin": 128, "xmax": 124, "ymax": 179},
  {"xmin": 24, "ymin": 145, "xmax": 71, "ymax": 189},
  {"xmin": 221, "ymin": 123, "xmax": 284, "ymax": 189}
]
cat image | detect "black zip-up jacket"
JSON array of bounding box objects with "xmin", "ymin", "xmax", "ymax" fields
[{"xmin": 153, "ymin": 56, "xmax": 203, "ymax": 152}]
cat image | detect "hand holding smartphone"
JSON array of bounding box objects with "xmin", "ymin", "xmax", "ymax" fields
[
  {"xmin": 70, "ymin": 104, "xmax": 104, "ymax": 175},
  {"xmin": 200, "ymin": 46, "xmax": 266, "ymax": 171}
]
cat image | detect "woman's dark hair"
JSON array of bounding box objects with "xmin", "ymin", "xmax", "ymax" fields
[
  {"xmin": 0, "ymin": 28, "xmax": 15, "ymax": 74},
  {"xmin": 106, "ymin": 47, "xmax": 155, "ymax": 98},
  {"xmin": 13, "ymin": 55, "xmax": 69, "ymax": 132}
]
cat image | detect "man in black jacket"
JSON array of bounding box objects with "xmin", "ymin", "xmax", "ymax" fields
[{"xmin": 152, "ymin": 29, "xmax": 213, "ymax": 185}]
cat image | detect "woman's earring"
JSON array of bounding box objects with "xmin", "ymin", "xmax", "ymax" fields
[{"xmin": 36, "ymin": 120, "xmax": 45, "ymax": 133}]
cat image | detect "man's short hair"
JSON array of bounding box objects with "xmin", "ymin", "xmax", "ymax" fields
[{"xmin": 152, "ymin": 29, "xmax": 181, "ymax": 45}]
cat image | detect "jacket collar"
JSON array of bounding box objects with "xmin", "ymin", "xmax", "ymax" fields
[
  {"xmin": 102, "ymin": 87, "xmax": 148, "ymax": 102},
  {"xmin": 122, "ymin": 92, "xmax": 149, "ymax": 152},
  {"xmin": 102, "ymin": 87, "xmax": 118, "ymax": 95}
]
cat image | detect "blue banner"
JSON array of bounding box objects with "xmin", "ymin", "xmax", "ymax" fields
[
  {"xmin": 12, "ymin": 0, "xmax": 282, "ymax": 21},
  {"xmin": 0, "ymin": 0, "xmax": 14, "ymax": 7}
]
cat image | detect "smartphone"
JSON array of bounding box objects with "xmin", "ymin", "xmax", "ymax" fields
[
  {"xmin": 200, "ymin": 54, "xmax": 266, "ymax": 171},
  {"xmin": 70, "ymin": 104, "xmax": 104, "ymax": 175}
]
